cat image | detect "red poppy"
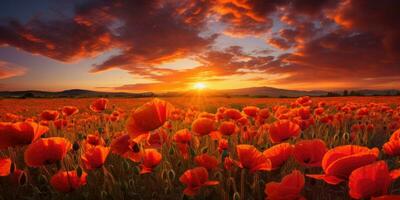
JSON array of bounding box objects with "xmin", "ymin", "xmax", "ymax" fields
[
  {"xmin": 263, "ymin": 143, "xmax": 293, "ymax": 170},
  {"xmin": 173, "ymin": 129, "xmax": 192, "ymax": 144},
  {"xmin": 314, "ymin": 107, "xmax": 324, "ymax": 116},
  {"xmin": 224, "ymin": 156, "xmax": 234, "ymax": 170},
  {"xmin": 268, "ymin": 120, "xmax": 301, "ymax": 143},
  {"xmin": 383, "ymin": 140, "xmax": 400, "ymax": 156},
  {"xmin": 89, "ymin": 134, "xmax": 105, "ymax": 145},
  {"xmin": 24, "ymin": 137, "xmax": 71, "ymax": 167},
  {"xmin": 140, "ymin": 148, "xmax": 162, "ymax": 174},
  {"xmin": 293, "ymin": 139, "xmax": 327, "ymax": 167},
  {"xmin": 349, "ymin": 161, "xmax": 399, "ymax": 199},
  {"xmin": 265, "ymin": 170, "xmax": 305, "ymax": 200},
  {"xmin": 224, "ymin": 109, "xmax": 242, "ymax": 120},
  {"xmin": 389, "ymin": 128, "xmax": 400, "ymax": 141},
  {"xmin": 243, "ymin": 106, "xmax": 259, "ymax": 117},
  {"xmin": 191, "ymin": 117, "xmax": 215, "ymax": 136},
  {"xmin": 258, "ymin": 108, "xmax": 270, "ymax": 119},
  {"xmin": 145, "ymin": 129, "xmax": 168, "ymax": 148},
  {"xmin": 236, "ymin": 144, "xmax": 272, "ymax": 173},
  {"xmin": 90, "ymin": 98, "xmax": 108, "ymax": 113},
  {"xmin": 50, "ymin": 170, "xmax": 87, "ymax": 192},
  {"xmin": 126, "ymin": 98, "xmax": 172, "ymax": 138},
  {"xmin": 179, "ymin": 167, "xmax": 219, "ymax": 196},
  {"xmin": 296, "ymin": 96, "xmax": 312, "ymax": 106},
  {"xmin": 110, "ymin": 133, "xmax": 141, "ymax": 162},
  {"xmin": 54, "ymin": 119, "xmax": 68, "ymax": 130},
  {"xmin": 218, "ymin": 139, "xmax": 228, "ymax": 153},
  {"xmin": 298, "ymin": 107, "xmax": 311, "ymax": 120},
  {"xmin": 173, "ymin": 129, "xmax": 192, "ymax": 159},
  {"xmin": 209, "ymin": 130, "xmax": 222, "ymax": 140},
  {"xmin": 62, "ymin": 106, "xmax": 79, "ymax": 117},
  {"xmin": 81, "ymin": 145, "xmax": 110, "ymax": 170},
  {"xmin": 219, "ymin": 121, "xmax": 236, "ymax": 136},
  {"xmin": 194, "ymin": 154, "xmax": 218, "ymax": 170},
  {"xmin": 307, "ymin": 145, "xmax": 379, "ymax": 185},
  {"xmin": 40, "ymin": 110, "xmax": 60, "ymax": 121},
  {"xmin": 0, "ymin": 122, "xmax": 48, "ymax": 149},
  {"xmin": 0, "ymin": 158, "xmax": 11, "ymax": 176}
]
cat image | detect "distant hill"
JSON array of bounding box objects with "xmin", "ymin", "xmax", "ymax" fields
[{"xmin": 0, "ymin": 87, "xmax": 399, "ymax": 98}]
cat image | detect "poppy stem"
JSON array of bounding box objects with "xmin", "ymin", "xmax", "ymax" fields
[{"xmin": 240, "ymin": 169, "xmax": 245, "ymax": 200}]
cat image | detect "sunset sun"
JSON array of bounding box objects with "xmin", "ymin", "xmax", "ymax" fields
[{"xmin": 193, "ymin": 82, "xmax": 206, "ymax": 90}]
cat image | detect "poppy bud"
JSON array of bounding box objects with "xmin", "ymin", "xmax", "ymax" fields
[{"xmin": 73, "ymin": 142, "xmax": 80, "ymax": 151}]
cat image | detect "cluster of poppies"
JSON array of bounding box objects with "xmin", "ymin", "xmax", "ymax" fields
[{"xmin": 1, "ymin": 96, "xmax": 400, "ymax": 199}]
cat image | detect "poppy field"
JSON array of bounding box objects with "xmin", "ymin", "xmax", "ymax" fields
[{"xmin": 1, "ymin": 96, "xmax": 400, "ymax": 200}]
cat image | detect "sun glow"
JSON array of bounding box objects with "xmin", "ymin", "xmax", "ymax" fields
[{"xmin": 193, "ymin": 82, "xmax": 206, "ymax": 90}]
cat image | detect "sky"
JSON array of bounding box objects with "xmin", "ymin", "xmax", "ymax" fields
[{"xmin": 0, "ymin": 0, "xmax": 399, "ymax": 92}]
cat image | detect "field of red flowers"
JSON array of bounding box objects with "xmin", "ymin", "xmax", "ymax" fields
[{"xmin": 1, "ymin": 96, "xmax": 400, "ymax": 200}]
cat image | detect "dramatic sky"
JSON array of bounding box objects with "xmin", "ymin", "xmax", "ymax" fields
[{"xmin": 0, "ymin": 0, "xmax": 399, "ymax": 92}]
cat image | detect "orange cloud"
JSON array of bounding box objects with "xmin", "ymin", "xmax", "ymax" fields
[{"xmin": 0, "ymin": 61, "xmax": 26, "ymax": 79}]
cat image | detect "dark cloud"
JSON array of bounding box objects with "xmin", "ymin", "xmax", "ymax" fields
[{"xmin": 0, "ymin": 0, "xmax": 399, "ymax": 91}]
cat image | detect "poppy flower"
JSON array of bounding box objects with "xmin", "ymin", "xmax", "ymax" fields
[
  {"xmin": 173, "ymin": 129, "xmax": 192, "ymax": 144},
  {"xmin": 265, "ymin": 170, "xmax": 305, "ymax": 200},
  {"xmin": 258, "ymin": 108, "xmax": 270, "ymax": 119},
  {"xmin": 209, "ymin": 131, "xmax": 222, "ymax": 140},
  {"xmin": 173, "ymin": 129, "xmax": 192, "ymax": 159},
  {"xmin": 146, "ymin": 129, "xmax": 168, "ymax": 148},
  {"xmin": 54, "ymin": 119, "xmax": 68, "ymax": 130},
  {"xmin": 224, "ymin": 157, "xmax": 234, "ymax": 170},
  {"xmin": 293, "ymin": 139, "xmax": 327, "ymax": 167},
  {"xmin": 219, "ymin": 121, "xmax": 236, "ymax": 136},
  {"xmin": 0, "ymin": 122, "xmax": 48, "ymax": 149},
  {"xmin": 383, "ymin": 140, "xmax": 400, "ymax": 156},
  {"xmin": 110, "ymin": 134, "xmax": 141, "ymax": 162},
  {"xmin": 126, "ymin": 98, "xmax": 172, "ymax": 138},
  {"xmin": 24, "ymin": 137, "xmax": 71, "ymax": 167},
  {"xmin": 263, "ymin": 143, "xmax": 293, "ymax": 170},
  {"xmin": 140, "ymin": 148, "xmax": 162, "ymax": 174},
  {"xmin": 50, "ymin": 170, "xmax": 87, "ymax": 192},
  {"xmin": 90, "ymin": 98, "xmax": 108, "ymax": 112},
  {"xmin": 348, "ymin": 161, "xmax": 400, "ymax": 199},
  {"xmin": 389, "ymin": 128, "xmax": 400, "ymax": 141},
  {"xmin": 224, "ymin": 109, "xmax": 242, "ymax": 120},
  {"xmin": 0, "ymin": 158, "xmax": 11, "ymax": 176},
  {"xmin": 179, "ymin": 167, "xmax": 219, "ymax": 196},
  {"xmin": 243, "ymin": 106, "xmax": 259, "ymax": 117},
  {"xmin": 307, "ymin": 145, "xmax": 379, "ymax": 185},
  {"xmin": 269, "ymin": 120, "xmax": 301, "ymax": 143},
  {"xmin": 296, "ymin": 96, "xmax": 312, "ymax": 106},
  {"xmin": 236, "ymin": 144, "xmax": 272, "ymax": 173},
  {"xmin": 81, "ymin": 145, "xmax": 110, "ymax": 170},
  {"xmin": 62, "ymin": 106, "xmax": 79, "ymax": 117},
  {"xmin": 298, "ymin": 107, "xmax": 311, "ymax": 120},
  {"xmin": 40, "ymin": 110, "xmax": 60, "ymax": 121},
  {"xmin": 84, "ymin": 134, "xmax": 105, "ymax": 147},
  {"xmin": 191, "ymin": 117, "xmax": 215, "ymax": 136},
  {"xmin": 194, "ymin": 154, "xmax": 218, "ymax": 170},
  {"xmin": 218, "ymin": 139, "xmax": 228, "ymax": 153}
]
